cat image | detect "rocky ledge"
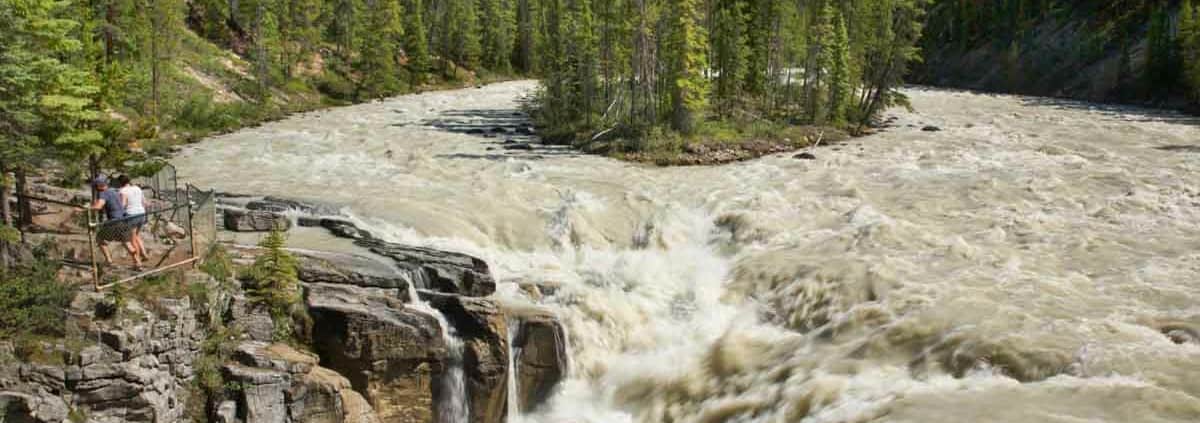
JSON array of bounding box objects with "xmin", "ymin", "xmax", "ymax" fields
[{"xmin": 1, "ymin": 196, "xmax": 569, "ymax": 423}]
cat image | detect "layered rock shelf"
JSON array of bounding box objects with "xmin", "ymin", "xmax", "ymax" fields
[{"xmin": 0, "ymin": 195, "xmax": 569, "ymax": 423}]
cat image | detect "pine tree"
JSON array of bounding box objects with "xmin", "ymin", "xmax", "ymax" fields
[
  {"xmin": 827, "ymin": 9, "xmax": 852, "ymax": 124},
  {"xmin": 667, "ymin": 0, "xmax": 709, "ymax": 134},
  {"xmin": 142, "ymin": 0, "xmax": 186, "ymax": 120},
  {"xmin": 743, "ymin": 0, "xmax": 776, "ymax": 96},
  {"xmin": 0, "ymin": 0, "xmax": 104, "ymax": 226},
  {"xmin": 567, "ymin": 0, "xmax": 599, "ymax": 125},
  {"xmin": 281, "ymin": 0, "xmax": 323, "ymax": 76},
  {"xmin": 711, "ymin": 0, "xmax": 747, "ymax": 117},
  {"xmin": 357, "ymin": 0, "xmax": 404, "ymax": 97},
  {"xmin": 810, "ymin": 3, "xmax": 837, "ymax": 123},
  {"xmin": 480, "ymin": 0, "xmax": 516, "ymax": 72},
  {"xmin": 442, "ymin": 0, "xmax": 482, "ymax": 73},
  {"xmin": 1181, "ymin": 0, "xmax": 1200, "ymax": 101},
  {"xmin": 250, "ymin": 229, "xmax": 303, "ymax": 342},
  {"xmin": 404, "ymin": 0, "xmax": 433, "ymax": 85},
  {"xmin": 514, "ymin": 0, "xmax": 538, "ymax": 73},
  {"xmin": 1145, "ymin": 5, "xmax": 1174, "ymax": 100}
]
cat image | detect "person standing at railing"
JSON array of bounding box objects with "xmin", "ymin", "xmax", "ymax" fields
[
  {"xmin": 90, "ymin": 176, "xmax": 141, "ymax": 270},
  {"xmin": 117, "ymin": 175, "xmax": 150, "ymax": 264}
]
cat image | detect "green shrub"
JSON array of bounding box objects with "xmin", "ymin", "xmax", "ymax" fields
[
  {"xmin": 248, "ymin": 230, "xmax": 306, "ymax": 342},
  {"xmin": 200, "ymin": 245, "xmax": 235, "ymax": 283},
  {"xmin": 0, "ymin": 257, "xmax": 73, "ymax": 340},
  {"xmin": 173, "ymin": 94, "xmax": 242, "ymax": 132},
  {"xmin": 314, "ymin": 72, "xmax": 357, "ymax": 101},
  {"xmin": 189, "ymin": 323, "xmax": 242, "ymax": 423},
  {"xmin": 126, "ymin": 159, "xmax": 169, "ymax": 179}
]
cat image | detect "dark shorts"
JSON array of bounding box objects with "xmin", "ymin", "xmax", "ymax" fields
[{"xmin": 97, "ymin": 219, "xmax": 134, "ymax": 243}]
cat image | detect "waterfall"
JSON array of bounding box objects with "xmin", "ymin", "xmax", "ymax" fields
[
  {"xmin": 438, "ymin": 326, "xmax": 471, "ymax": 423},
  {"xmin": 506, "ymin": 319, "xmax": 523, "ymax": 422},
  {"xmin": 180, "ymin": 82, "xmax": 1200, "ymax": 423}
]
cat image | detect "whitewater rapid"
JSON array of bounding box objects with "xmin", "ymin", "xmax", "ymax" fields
[{"xmin": 176, "ymin": 81, "xmax": 1200, "ymax": 422}]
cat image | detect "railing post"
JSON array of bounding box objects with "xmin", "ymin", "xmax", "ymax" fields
[
  {"xmin": 188, "ymin": 198, "xmax": 198, "ymax": 266},
  {"xmin": 87, "ymin": 209, "xmax": 100, "ymax": 290}
]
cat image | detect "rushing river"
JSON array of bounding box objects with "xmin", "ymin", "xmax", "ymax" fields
[{"xmin": 176, "ymin": 81, "xmax": 1200, "ymax": 422}]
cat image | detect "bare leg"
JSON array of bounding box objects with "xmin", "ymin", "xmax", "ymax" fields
[
  {"xmin": 98, "ymin": 243, "xmax": 113, "ymax": 264},
  {"xmin": 133, "ymin": 226, "xmax": 148, "ymax": 261},
  {"xmin": 125, "ymin": 241, "xmax": 141, "ymax": 270}
]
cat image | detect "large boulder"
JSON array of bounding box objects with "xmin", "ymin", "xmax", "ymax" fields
[
  {"xmin": 295, "ymin": 252, "xmax": 411, "ymax": 293},
  {"xmin": 304, "ymin": 283, "xmax": 446, "ymax": 423},
  {"xmin": 224, "ymin": 342, "xmax": 380, "ymax": 423},
  {"xmin": 427, "ymin": 294, "xmax": 509, "ymax": 423},
  {"xmin": 512, "ymin": 313, "xmax": 568, "ymax": 413},
  {"xmin": 361, "ymin": 239, "xmax": 496, "ymax": 297},
  {"xmin": 223, "ymin": 207, "xmax": 292, "ymax": 232}
]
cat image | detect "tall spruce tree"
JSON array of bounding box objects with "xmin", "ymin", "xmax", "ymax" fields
[
  {"xmin": 441, "ymin": 0, "xmax": 482, "ymax": 73},
  {"xmin": 828, "ymin": 9, "xmax": 852, "ymax": 125},
  {"xmin": 0, "ymin": 0, "xmax": 104, "ymax": 226},
  {"xmin": 711, "ymin": 0, "xmax": 747, "ymax": 117},
  {"xmin": 357, "ymin": 0, "xmax": 404, "ymax": 97},
  {"xmin": 1180, "ymin": 0, "xmax": 1200, "ymax": 101},
  {"xmin": 667, "ymin": 0, "xmax": 709, "ymax": 134},
  {"xmin": 567, "ymin": 0, "xmax": 599, "ymax": 125},
  {"xmin": 404, "ymin": 0, "xmax": 433, "ymax": 84},
  {"xmin": 480, "ymin": 0, "xmax": 516, "ymax": 72}
]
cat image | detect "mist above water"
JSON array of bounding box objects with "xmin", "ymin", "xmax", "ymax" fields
[{"xmin": 177, "ymin": 81, "xmax": 1200, "ymax": 422}]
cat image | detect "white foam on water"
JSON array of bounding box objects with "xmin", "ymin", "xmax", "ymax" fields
[{"xmin": 177, "ymin": 82, "xmax": 1200, "ymax": 422}]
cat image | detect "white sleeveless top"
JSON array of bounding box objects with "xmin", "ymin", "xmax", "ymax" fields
[{"xmin": 121, "ymin": 185, "xmax": 146, "ymax": 215}]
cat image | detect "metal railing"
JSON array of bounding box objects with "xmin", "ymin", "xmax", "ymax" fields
[
  {"xmin": 13, "ymin": 166, "xmax": 215, "ymax": 290},
  {"xmin": 88, "ymin": 184, "xmax": 216, "ymax": 289}
]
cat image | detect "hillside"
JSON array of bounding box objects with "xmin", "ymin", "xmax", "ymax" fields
[{"xmin": 914, "ymin": 0, "xmax": 1199, "ymax": 112}]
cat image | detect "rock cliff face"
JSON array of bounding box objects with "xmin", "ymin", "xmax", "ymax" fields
[
  {"xmin": 223, "ymin": 342, "xmax": 378, "ymax": 423},
  {"xmin": 304, "ymin": 282, "xmax": 444, "ymax": 423},
  {"xmin": 2, "ymin": 196, "xmax": 569, "ymax": 423},
  {"xmin": 0, "ymin": 292, "xmax": 202, "ymax": 423}
]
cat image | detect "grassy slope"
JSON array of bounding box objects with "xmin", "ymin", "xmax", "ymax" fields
[{"xmin": 132, "ymin": 28, "xmax": 513, "ymax": 157}]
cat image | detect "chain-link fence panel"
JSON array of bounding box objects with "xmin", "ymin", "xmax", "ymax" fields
[
  {"xmin": 188, "ymin": 185, "xmax": 217, "ymax": 259},
  {"xmin": 135, "ymin": 163, "xmax": 179, "ymax": 203},
  {"xmin": 93, "ymin": 202, "xmax": 193, "ymax": 285}
]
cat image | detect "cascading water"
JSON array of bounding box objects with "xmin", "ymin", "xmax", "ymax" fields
[
  {"xmin": 178, "ymin": 81, "xmax": 1200, "ymax": 422},
  {"xmin": 438, "ymin": 326, "xmax": 471, "ymax": 423},
  {"xmin": 506, "ymin": 319, "xmax": 522, "ymax": 422}
]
